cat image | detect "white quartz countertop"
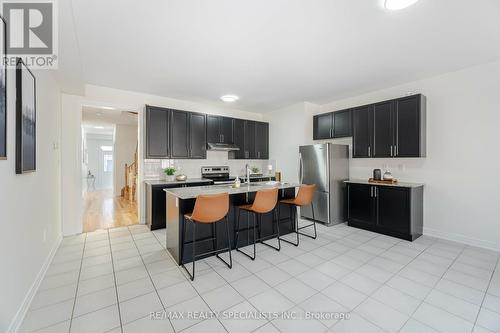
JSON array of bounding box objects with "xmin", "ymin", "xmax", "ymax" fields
[
  {"xmin": 144, "ymin": 178, "xmax": 213, "ymax": 186},
  {"xmin": 164, "ymin": 181, "xmax": 300, "ymax": 199},
  {"xmin": 345, "ymin": 179, "xmax": 424, "ymax": 188}
]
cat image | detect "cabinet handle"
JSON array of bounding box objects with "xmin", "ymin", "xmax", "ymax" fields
[
  {"xmin": 221, "ymin": 134, "xmax": 224, "ymax": 142},
  {"xmin": 375, "ymin": 187, "xmax": 378, "ymax": 197},
  {"xmin": 368, "ymin": 146, "xmax": 371, "ymax": 157},
  {"xmin": 390, "ymin": 145, "xmax": 393, "ymax": 157},
  {"xmin": 396, "ymin": 145, "xmax": 398, "ymax": 156},
  {"xmin": 370, "ymin": 186, "xmax": 373, "ymax": 197}
]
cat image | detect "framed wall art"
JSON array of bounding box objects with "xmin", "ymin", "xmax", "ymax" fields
[
  {"xmin": 16, "ymin": 58, "xmax": 36, "ymax": 174},
  {"xmin": 0, "ymin": 16, "xmax": 6, "ymax": 160}
]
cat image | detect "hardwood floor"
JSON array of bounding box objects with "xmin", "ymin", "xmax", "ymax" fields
[{"xmin": 83, "ymin": 189, "xmax": 138, "ymax": 232}]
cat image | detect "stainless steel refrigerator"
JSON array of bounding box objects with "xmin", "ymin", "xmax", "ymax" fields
[{"xmin": 299, "ymin": 143, "xmax": 349, "ymax": 226}]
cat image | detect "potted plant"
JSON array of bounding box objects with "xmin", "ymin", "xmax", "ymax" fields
[{"xmin": 164, "ymin": 167, "xmax": 176, "ymax": 181}]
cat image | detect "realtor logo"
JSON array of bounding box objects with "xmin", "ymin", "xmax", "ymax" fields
[{"xmin": 2, "ymin": 0, "xmax": 58, "ymax": 68}]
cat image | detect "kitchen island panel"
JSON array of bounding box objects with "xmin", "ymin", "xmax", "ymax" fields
[{"xmin": 166, "ymin": 187, "xmax": 297, "ymax": 264}]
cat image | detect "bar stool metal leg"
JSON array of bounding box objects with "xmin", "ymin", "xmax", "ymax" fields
[
  {"xmin": 235, "ymin": 210, "xmax": 257, "ymax": 260},
  {"xmin": 215, "ymin": 216, "xmax": 233, "ymax": 268},
  {"xmin": 278, "ymin": 204, "xmax": 300, "ymax": 246},
  {"xmin": 257, "ymin": 209, "xmax": 281, "ymax": 251},
  {"xmin": 181, "ymin": 219, "xmax": 197, "ymax": 281},
  {"xmin": 298, "ymin": 203, "xmax": 318, "ymax": 239}
]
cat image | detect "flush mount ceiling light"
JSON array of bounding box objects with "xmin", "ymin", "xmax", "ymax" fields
[
  {"xmin": 220, "ymin": 95, "xmax": 239, "ymax": 103},
  {"xmin": 384, "ymin": 0, "xmax": 419, "ymax": 10}
]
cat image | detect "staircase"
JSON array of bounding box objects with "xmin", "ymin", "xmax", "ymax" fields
[{"xmin": 121, "ymin": 144, "xmax": 138, "ymax": 201}]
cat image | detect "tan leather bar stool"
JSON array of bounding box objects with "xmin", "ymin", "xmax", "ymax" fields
[
  {"xmin": 279, "ymin": 184, "xmax": 317, "ymax": 246},
  {"xmin": 181, "ymin": 193, "xmax": 232, "ymax": 281},
  {"xmin": 234, "ymin": 188, "xmax": 280, "ymax": 260}
]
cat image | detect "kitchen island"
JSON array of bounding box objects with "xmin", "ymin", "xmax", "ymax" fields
[{"xmin": 165, "ymin": 182, "xmax": 300, "ymax": 264}]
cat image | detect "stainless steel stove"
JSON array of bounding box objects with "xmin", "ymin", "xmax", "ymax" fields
[{"xmin": 201, "ymin": 166, "xmax": 235, "ymax": 185}]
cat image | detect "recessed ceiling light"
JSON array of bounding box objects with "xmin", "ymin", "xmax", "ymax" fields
[
  {"xmin": 384, "ymin": 0, "xmax": 419, "ymax": 10},
  {"xmin": 94, "ymin": 126, "xmax": 105, "ymax": 129},
  {"xmin": 100, "ymin": 106, "xmax": 115, "ymax": 110},
  {"xmin": 220, "ymin": 95, "xmax": 239, "ymax": 103}
]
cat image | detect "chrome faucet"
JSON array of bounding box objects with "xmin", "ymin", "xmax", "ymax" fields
[{"xmin": 245, "ymin": 164, "xmax": 251, "ymax": 184}]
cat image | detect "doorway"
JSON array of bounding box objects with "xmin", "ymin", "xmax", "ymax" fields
[{"xmin": 81, "ymin": 106, "xmax": 139, "ymax": 232}]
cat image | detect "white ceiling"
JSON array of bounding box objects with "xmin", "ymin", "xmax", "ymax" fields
[
  {"xmin": 82, "ymin": 106, "xmax": 138, "ymax": 126},
  {"xmin": 59, "ymin": 0, "xmax": 500, "ymax": 112}
]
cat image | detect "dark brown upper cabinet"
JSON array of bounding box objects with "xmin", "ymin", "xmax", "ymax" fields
[
  {"xmin": 254, "ymin": 121, "xmax": 269, "ymax": 159},
  {"xmin": 313, "ymin": 112, "xmax": 333, "ymax": 140},
  {"xmin": 146, "ymin": 105, "xmax": 269, "ymax": 160},
  {"xmin": 372, "ymin": 101, "xmax": 394, "ymax": 158},
  {"xmin": 188, "ymin": 112, "xmax": 207, "ymax": 159},
  {"xmin": 333, "ymin": 110, "xmax": 352, "ymax": 138},
  {"xmin": 229, "ymin": 119, "xmax": 268, "ymax": 160},
  {"xmin": 207, "ymin": 115, "xmax": 234, "ymax": 144},
  {"xmin": 146, "ymin": 106, "xmax": 170, "ymax": 159},
  {"xmin": 313, "ymin": 109, "xmax": 352, "ymax": 140},
  {"xmin": 231, "ymin": 118, "xmax": 246, "ymax": 159},
  {"xmin": 244, "ymin": 120, "xmax": 256, "ymax": 159},
  {"xmin": 170, "ymin": 110, "xmax": 190, "ymax": 159},
  {"xmin": 352, "ymin": 105, "xmax": 373, "ymax": 158},
  {"xmin": 395, "ymin": 95, "xmax": 426, "ymax": 157},
  {"xmin": 316, "ymin": 94, "xmax": 426, "ymax": 158}
]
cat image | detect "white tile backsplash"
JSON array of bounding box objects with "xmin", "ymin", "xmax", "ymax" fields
[{"xmin": 144, "ymin": 151, "xmax": 276, "ymax": 180}]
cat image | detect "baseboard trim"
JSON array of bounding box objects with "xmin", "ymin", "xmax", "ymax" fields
[
  {"xmin": 424, "ymin": 227, "xmax": 500, "ymax": 252},
  {"xmin": 7, "ymin": 235, "xmax": 63, "ymax": 333}
]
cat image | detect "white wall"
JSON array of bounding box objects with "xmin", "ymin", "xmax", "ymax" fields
[
  {"xmin": 113, "ymin": 124, "xmax": 138, "ymax": 194},
  {"xmin": 0, "ymin": 70, "xmax": 61, "ymax": 332},
  {"xmin": 265, "ymin": 102, "xmax": 315, "ymax": 183},
  {"xmin": 61, "ymin": 85, "xmax": 265, "ymax": 235},
  {"xmin": 267, "ymin": 60, "xmax": 500, "ymax": 250}
]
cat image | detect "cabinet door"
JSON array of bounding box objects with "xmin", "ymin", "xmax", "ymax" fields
[
  {"xmin": 146, "ymin": 106, "xmax": 169, "ymax": 158},
  {"xmin": 206, "ymin": 115, "xmax": 220, "ymax": 143},
  {"xmin": 395, "ymin": 95, "xmax": 421, "ymax": 157},
  {"xmin": 189, "ymin": 112, "xmax": 206, "ymax": 158},
  {"xmin": 255, "ymin": 122, "xmax": 269, "ymax": 159},
  {"xmin": 376, "ymin": 186, "xmax": 410, "ymax": 234},
  {"xmin": 333, "ymin": 110, "xmax": 351, "ymax": 138},
  {"xmin": 170, "ymin": 110, "xmax": 189, "ymax": 158},
  {"xmin": 313, "ymin": 113, "xmax": 333, "ymax": 140},
  {"xmin": 244, "ymin": 120, "xmax": 256, "ymax": 159},
  {"xmin": 373, "ymin": 101, "xmax": 394, "ymax": 157},
  {"xmin": 231, "ymin": 119, "xmax": 246, "ymax": 159},
  {"xmin": 347, "ymin": 183, "xmax": 375, "ymax": 226},
  {"xmin": 352, "ymin": 105, "xmax": 373, "ymax": 158},
  {"xmin": 220, "ymin": 117, "xmax": 234, "ymax": 144}
]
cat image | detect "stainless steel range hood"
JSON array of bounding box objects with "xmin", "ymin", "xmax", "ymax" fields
[{"xmin": 207, "ymin": 142, "xmax": 240, "ymax": 151}]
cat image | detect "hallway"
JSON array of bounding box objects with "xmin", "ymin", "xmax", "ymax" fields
[{"xmin": 83, "ymin": 190, "xmax": 138, "ymax": 232}]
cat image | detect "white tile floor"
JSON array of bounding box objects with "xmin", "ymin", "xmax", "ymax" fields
[{"xmin": 19, "ymin": 222, "xmax": 500, "ymax": 333}]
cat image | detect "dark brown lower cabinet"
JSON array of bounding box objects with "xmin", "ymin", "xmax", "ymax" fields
[
  {"xmin": 347, "ymin": 182, "xmax": 423, "ymax": 241},
  {"xmin": 146, "ymin": 181, "xmax": 213, "ymax": 230}
]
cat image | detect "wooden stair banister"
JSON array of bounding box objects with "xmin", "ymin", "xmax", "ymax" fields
[{"xmin": 121, "ymin": 144, "xmax": 138, "ymax": 201}]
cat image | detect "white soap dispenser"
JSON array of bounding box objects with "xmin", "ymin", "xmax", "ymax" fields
[{"xmin": 234, "ymin": 176, "xmax": 241, "ymax": 188}]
